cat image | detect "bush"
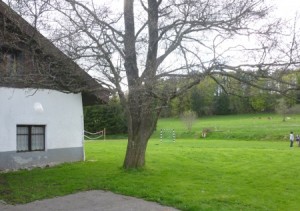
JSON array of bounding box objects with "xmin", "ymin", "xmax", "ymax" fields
[
  {"xmin": 83, "ymin": 104, "xmax": 127, "ymax": 135},
  {"xmin": 180, "ymin": 110, "xmax": 197, "ymax": 131}
]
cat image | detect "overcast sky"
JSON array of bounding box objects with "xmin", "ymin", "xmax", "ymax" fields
[{"xmin": 271, "ymin": 0, "xmax": 300, "ymax": 19}]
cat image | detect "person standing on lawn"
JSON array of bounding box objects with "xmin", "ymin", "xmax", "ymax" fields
[
  {"xmin": 296, "ymin": 134, "xmax": 300, "ymax": 146},
  {"xmin": 290, "ymin": 132, "xmax": 294, "ymax": 147}
]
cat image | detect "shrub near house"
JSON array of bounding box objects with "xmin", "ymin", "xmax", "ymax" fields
[{"xmin": 84, "ymin": 104, "xmax": 127, "ymax": 135}]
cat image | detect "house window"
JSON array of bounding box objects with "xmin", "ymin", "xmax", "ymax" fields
[
  {"xmin": 0, "ymin": 47, "xmax": 23, "ymax": 75},
  {"xmin": 16, "ymin": 125, "xmax": 45, "ymax": 152}
]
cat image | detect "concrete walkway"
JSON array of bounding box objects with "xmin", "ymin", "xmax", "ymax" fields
[{"xmin": 0, "ymin": 190, "xmax": 180, "ymax": 211}]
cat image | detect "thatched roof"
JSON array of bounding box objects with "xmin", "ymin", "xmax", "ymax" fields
[{"xmin": 0, "ymin": 1, "xmax": 109, "ymax": 103}]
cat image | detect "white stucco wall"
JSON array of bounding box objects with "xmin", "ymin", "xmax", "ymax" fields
[{"xmin": 0, "ymin": 87, "xmax": 84, "ymax": 152}]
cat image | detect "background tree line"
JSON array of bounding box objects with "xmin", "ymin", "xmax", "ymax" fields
[
  {"xmin": 84, "ymin": 70, "xmax": 300, "ymax": 135},
  {"xmin": 160, "ymin": 71, "xmax": 300, "ymax": 117}
]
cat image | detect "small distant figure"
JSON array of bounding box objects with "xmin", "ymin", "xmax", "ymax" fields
[
  {"xmin": 290, "ymin": 132, "xmax": 294, "ymax": 147},
  {"xmin": 202, "ymin": 129, "xmax": 208, "ymax": 138},
  {"xmin": 296, "ymin": 134, "xmax": 300, "ymax": 146},
  {"xmin": 202, "ymin": 128, "xmax": 212, "ymax": 138}
]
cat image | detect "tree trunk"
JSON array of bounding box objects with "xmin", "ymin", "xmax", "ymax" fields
[
  {"xmin": 123, "ymin": 90, "xmax": 159, "ymax": 169},
  {"xmin": 123, "ymin": 128, "xmax": 149, "ymax": 168},
  {"xmin": 122, "ymin": 0, "xmax": 160, "ymax": 169},
  {"xmin": 123, "ymin": 113, "xmax": 157, "ymax": 169}
]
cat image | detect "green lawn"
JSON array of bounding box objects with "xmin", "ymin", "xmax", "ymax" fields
[
  {"xmin": 154, "ymin": 113, "xmax": 300, "ymax": 141},
  {"xmin": 1, "ymin": 114, "xmax": 300, "ymax": 210}
]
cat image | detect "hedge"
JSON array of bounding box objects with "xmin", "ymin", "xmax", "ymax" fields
[{"xmin": 83, "ymin": 104, "xmax": 127, "ymax": 135}]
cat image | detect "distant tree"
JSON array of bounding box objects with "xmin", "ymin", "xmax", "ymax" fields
[
  {"xmin": 191, "ymin": 77, "xmax": 216, "ymax": 115},
  {"xmin": 170, "ymin": 93, "xmax": 191, "ymax": 117},
  {"xmin": 280, "ymin": 73, "xmax": 298, "ymax": 107},
  {"xmin": 229, "ymin": 95, "xmax": 253, "ymax": 114},
  {"xmin": 191, "ymin": 88, "xmax": 204, "ymax": 116},
  {"xmin": 295, "ymin": 72, "xmax": 300, "ymax": 103},
  {"xmin": 213, "ymin": 89, "xmax": 231, "ymax": 115},
  {"xmin": 250, "ymin": 92, "xmax": 268, "ymax": 112},
  {"xmin": 224, "ymin": 75, "xmax": 253, "ymax": 113},
  {"xmin": 180, "ymin": 110, "xmax": 197, "ymax": 131},
  {"xmin": 275, "ymin": 98, "xmax": 289, "ymax": 121}
]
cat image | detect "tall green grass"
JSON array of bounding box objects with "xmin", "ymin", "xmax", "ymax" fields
[{"xmin": 1, "ymin": 114, "xmax": 300, "ymax": 210}]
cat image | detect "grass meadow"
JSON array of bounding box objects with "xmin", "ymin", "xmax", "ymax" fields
[{"xmin": 1, "ymin": 114, "xmax": 300, "ymax": 210}]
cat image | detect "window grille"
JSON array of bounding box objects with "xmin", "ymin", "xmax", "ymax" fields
[{"xmin": 17, "ymin": 125, "xmax": 45, "ymax": 152}]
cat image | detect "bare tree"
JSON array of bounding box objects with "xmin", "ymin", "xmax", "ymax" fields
[
  {"xmin": 7, "ymin": 0, "xmax": 300, "ymax": 168},
  {"xmin": 180, "ymin": 110, "xmax": 197, "ymax": 131},
  {"xmin": 275, "ymin": 98, "xmax": 289, "ymax": 122},
  {"xmin": 5, "ymin": 0, "xmax": 52, "ymax": 31}
]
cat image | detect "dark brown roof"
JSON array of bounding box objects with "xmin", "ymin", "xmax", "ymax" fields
[{"xmin": 0, "ymin": 0, "xmax": 109, "ymax": 103}]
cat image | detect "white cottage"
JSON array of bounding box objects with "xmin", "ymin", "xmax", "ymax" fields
[{"xmin": 0, "ymin": 1, "xmax": 108, "ymax": 170}]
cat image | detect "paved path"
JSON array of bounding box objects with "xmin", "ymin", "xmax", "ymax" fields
[{"xmin": 0, "ymin": 190, "xmax": 180, "ymax": 211}]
